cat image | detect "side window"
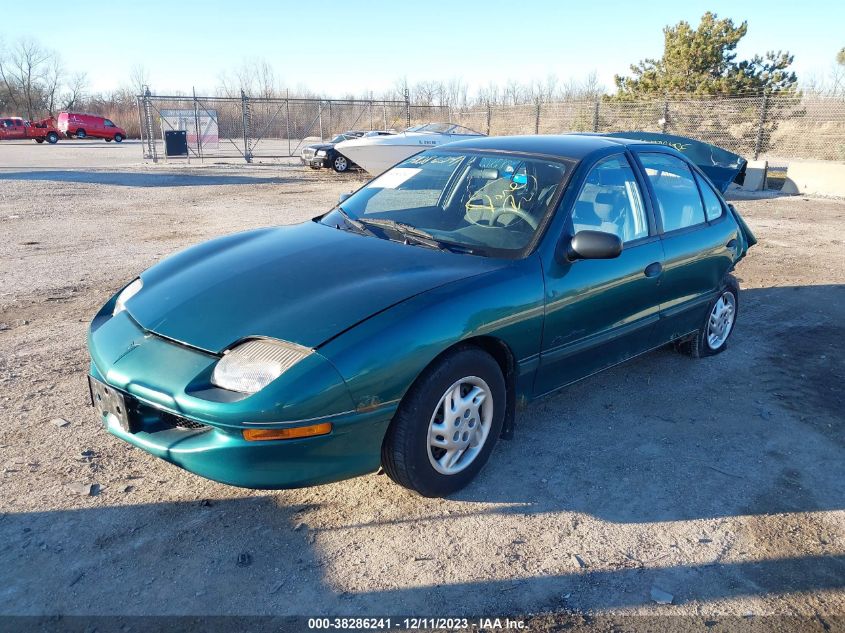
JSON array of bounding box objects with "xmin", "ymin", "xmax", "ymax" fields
[
  {"xmin": 570, "ymin": 155, "xmax": 648, "ymax": 243},
  {"xmin": 639, "ymin": 153, "xmax": 705, "ymax": 232},
  {"xmin": 695, "ymin": 173, "xmax": 724, "ymax": 221},
  {"xmin": 104, "ymin": 119, "xmax": 115, "ymax": 127}
]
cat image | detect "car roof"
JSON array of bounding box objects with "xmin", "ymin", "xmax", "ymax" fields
[{"xmin": 441, "ymin": 133, "xmax": 660, "ymax": 160}]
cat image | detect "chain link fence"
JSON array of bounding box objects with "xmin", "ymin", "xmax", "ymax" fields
[
  {"xmin": 138, "ymin": 90, "xmax": 844, "ymax": 165},
  {"xmin": 137, "ymin": 89, "xmax": 447, "ymax": 163},
  {"xmin": 450, "ymin": 93, "xmax": 845, "ymax": 165}
]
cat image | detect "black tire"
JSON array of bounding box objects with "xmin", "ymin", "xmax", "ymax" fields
[
  {"xmin": 309, "ymin": 164, "xmax": 321, "ymax": 170},
  {"xmin": 677, "ymin": 274, "xmax": 740, "ymax": 358},
  {"xmin": 113, "ymin": 134, "xmax": 123, "ymax": 143},
  {"xmin": 381, "ymin": 346, "xmax": 506, "ymax": 497},
  {"xmin": 46, "ymin": 132, "xmax": 58, "ymax": 144},
  {"xmin": 35, "ymin": 138, "xmax": 44, "ymax": 143},
  {"xmin": 75, "ymin": 129, "xmax": 86, "ymax": 139},
  {"xmin": 332, "ymin": 154, "xmax": 350, "ymax": 173},
  {"xmin": 105, "ymin": 138, "xmax": 112, "ymax": 142}
]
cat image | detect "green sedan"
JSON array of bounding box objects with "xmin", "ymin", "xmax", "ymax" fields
[{"xmin": 87, "ymin": 134, "xmax": 755, "ymax": 497}]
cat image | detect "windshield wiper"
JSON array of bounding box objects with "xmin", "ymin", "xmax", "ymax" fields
[
  {"xmin": 357, "ymin": 218, "xmax": 449, "ymax": 251},
  {"xmin": 334, "ymin": 207, "xmax": 373, "ymax": 235},
  {"xmin": 357, "ymin": 218, "xmax": 434, "ymax": 239},
  {"xmin": 358, "ymin": 218, "xmax": 477, "ymax": 254}
]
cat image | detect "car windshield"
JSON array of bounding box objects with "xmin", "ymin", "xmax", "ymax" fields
[
  {"xmin": 331, "ymin": 133, "xmax": 355, "ymax": 143},
  {"xmin": 321, "ymin": 150, "xmax": 569, "ymax": 257}
]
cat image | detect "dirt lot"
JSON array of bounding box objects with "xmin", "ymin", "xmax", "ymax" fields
[{"xmin": 0, "ymin": 140, "xmax": 843, "ymax": 626}]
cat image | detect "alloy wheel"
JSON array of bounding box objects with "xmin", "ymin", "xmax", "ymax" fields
[
  {"xmin": 707, "ymin": 291, "xmax": 736, "ymax": 350},
  {"xmin": 427, "ymin": 376, "xmax": 493, "ymax": 475}
]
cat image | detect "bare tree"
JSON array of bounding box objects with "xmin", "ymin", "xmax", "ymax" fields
[
  {"xmin": 0, "ymin": 38, "xmax": 59, "ymax": 119},
  {"xmin": 129, "ymin": 64, "xmax": 150, "ymax": 95},
  {"xmin": 43, "ymin": 55, "xmax": 63, "ymax": 116},
  {"xmin": 61, "ymin": 71, "xmax": 89, "ymax": 110}
]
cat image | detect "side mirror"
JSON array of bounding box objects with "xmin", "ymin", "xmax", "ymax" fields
[
  {"xmin": 338, "ymin": 192, "xmax": 352, "ymax": 204},
  {"xmin": 558, "ymin": 230, "xmax": 623, "ymax": 262}
]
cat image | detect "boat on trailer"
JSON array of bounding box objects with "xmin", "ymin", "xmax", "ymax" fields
[{"xmin": 335, "ymin": 123, "xmax": 485, "ymax": 176}]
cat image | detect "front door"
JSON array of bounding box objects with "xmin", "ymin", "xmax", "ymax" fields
[
  {"xmin": 535, "ymin": 153, "xmax": 664, "ymax": 396},
  {"xmin": 3, "ymin": 119, "xmax": 26, "ymax": 139}
]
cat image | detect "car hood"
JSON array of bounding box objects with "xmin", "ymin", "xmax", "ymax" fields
[
  {"xmin": 127, "ymin": 221, "xmax": 506, "ymax": 353},
  {"xmin": 305, "ymin": 143, "xmax": 334, "ymax": 151}
]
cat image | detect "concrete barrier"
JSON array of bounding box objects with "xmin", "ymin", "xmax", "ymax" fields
[
  {"xmin": 782, "ymin": 160, "xmax": 845, "ymax": 197},
  {"xmin": 741, "ymin": 160, "xmax": 768, "ymax": 191}
]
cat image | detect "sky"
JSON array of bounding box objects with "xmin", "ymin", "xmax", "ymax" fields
[{"xmin": 1, "ymin": 0, "xmax": 841, "ymax": 96}]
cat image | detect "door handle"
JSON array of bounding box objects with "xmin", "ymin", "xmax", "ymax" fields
[
  {"xmin": 644, "ymin": 262, "xmax": 663, "ymax": 278},
  {"xmin": 726, "ymin": 238, "xmax": 738, "ymax": 249}
]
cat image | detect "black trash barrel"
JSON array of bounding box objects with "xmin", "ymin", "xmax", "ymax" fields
[{"xmin": 164, "ymin": 130, "xmax": 188, "ymax": 157}]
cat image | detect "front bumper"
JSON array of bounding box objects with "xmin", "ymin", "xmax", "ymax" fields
[
  {"xmin": 300, "ymin": 154, "xmax": 327, "ymax": 168},
  {"xmin": 87, "ymin": 308, "xmax": 395, "ymax": 489},
  {"xmin": 91, "ymin": 367, "xmax": 393, "ymax": 489}
]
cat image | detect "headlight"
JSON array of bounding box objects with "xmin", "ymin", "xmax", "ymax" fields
[
  {"xmin": 316, "ymin": 150, "xmax": 327, "ymax": 157},
  {"xmin": 211, "ymin": 339, "xmax": 312, "ymax": 394},
  {"xmin": 113, "ymin": 278, "xmax": 143, "ymax": 316}
]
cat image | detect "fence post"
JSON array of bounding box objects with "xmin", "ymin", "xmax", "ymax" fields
[
  {"xmin": 382, "ymin": 103, "xmax": 387, "ymax": 130},
  {"xmin": 141, "ymin": 86, "xmax": 157, "ymax": 163},
  {"xmin": 592, "ymin": 98, "xmax": 600, "ymax": 132},
  {"xmin": 318, "ymin": 101, "xmax": 323, "ymax": 140},
  {"xmin": 534, "ymin": 100, "xmax": 541, "ymax": 135},
  {"xmin": 404, "ymin": 88, "xmax": 411, "ymax": 128},
  {"xmin": 240, "ymin": 89, "xmax": 252, "ymax": 164},
  {"xmin": 661, "ymin": 97, "xmax": 669, "ymax": 133},
  {"xmin": 285, "ymin": 89, "xmax": 291, "ymax": 157},
  {"xmin": 486, "ymin": 101, "xmax": 492, "ymax": 135},
  {"xmin": 192, "ymin": 86, "xmax": 203, "ymax": 162},
  {"xmin": 754, "ymin": 91, "xmax": 769, "ymax": 160},
  {"xmin": 328, "ymin": 101, "xmax": 333, "ymax": 138}
]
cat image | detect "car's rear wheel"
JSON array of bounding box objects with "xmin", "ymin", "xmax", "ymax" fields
[
  {"xmin": 381, "ymin": 347, "xmax": 505, "ymax": 497},
  {"xmin": 332, "ymin": 154, "xmax": 350, "ymax": 173},
  {"xmin": 114, "ymin": 134, "xmax": 123, "ymax": 143},
  {"xmin": 677, "ymin": 274, "xmax": 739, "ymax": 358},
  {"xmin": 46, "ymin": 132, "xmax": 59, "ymax": 144},
  {"xmin": 105, "ymin": 138, "xmax": 112, "ymax": 142},
  {"xmin": 75, "ymin": 129, "xmax": 86, "ymax": 139},
  {"xmin": 35, "ymin": 138, "xmax": 44, "ymax": 143}
]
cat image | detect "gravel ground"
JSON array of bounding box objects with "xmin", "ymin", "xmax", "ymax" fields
[{"xmin": 0, "ymin": 141, "xmax": 843, "ymax": 625}]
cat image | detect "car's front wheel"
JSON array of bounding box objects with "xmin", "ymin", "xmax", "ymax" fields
[
  {"xmin": 46, "ymin": 132, "xmax": 59, "ymax": 144},
  {"xmin": 678, "ymin": 274, "xmax": 739, "ymax": 358},
  {"xmin": 382, "ymin": 347, "xmax": 505, "ymax": 497},
  {"xmin": 332, "ymin": 154, "xmax": 350, "ymax": 173},
  {"xmin": 114, "ymin": 134, "xmax": 123, "ymax": 143}
]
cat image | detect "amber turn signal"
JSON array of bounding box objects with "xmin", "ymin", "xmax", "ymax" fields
[{"xmin": 242, "ymin": 422, "xmax": 332, "ymax": 441}]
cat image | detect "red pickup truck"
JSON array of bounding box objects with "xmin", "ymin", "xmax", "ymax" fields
[{"xmin": 0, "ymin": 117, "xmax": 61, "ymax": 144}]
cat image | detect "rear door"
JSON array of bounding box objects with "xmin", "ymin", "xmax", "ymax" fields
[
  {"xmin": 634, "ymin": 151, "xmax": 739, "ymax": 343},
  {"xmin": 535, "ymin": 152, "xmax": 664, "ymax": 396}
]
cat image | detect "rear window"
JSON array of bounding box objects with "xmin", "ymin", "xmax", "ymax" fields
[{"xmin": 695, "ymin": 173, "xmax": 724, "ymax": 221}]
